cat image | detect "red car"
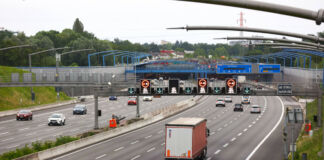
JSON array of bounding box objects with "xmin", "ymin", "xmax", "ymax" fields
[
  {"xmin": 16, "ymin": 110, "xmax": 33, "ymax": 120},
  {"xmin": 128, "ymin": 98, "xmax": 137, "ymax": 105}
]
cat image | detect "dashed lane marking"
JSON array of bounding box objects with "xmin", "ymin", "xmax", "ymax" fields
[
  {"xmin": 0, "ymin": 132, "xmax": 9, "ymax": 135},
  {"xmin": 130, "ymin": 155, "xmax": 141, "ymax": 160},
  {"xmin": 95, "ymin": 154, "xmax": 106, "ymax": 159},
  {"xmin": 145, "ymin": 135, "xmax": 152, "ymax": 139},
  {"xmin": 1, "ymin": 138, "xmax": 13, "ymax": 142},
  {"xmin": 231, "ymin": 138, "xmax": 236, "ymax": 142},
  {"xmin": 131, "ymin": 140, "xmax": 139, "ymax": 144},
  {"xmin": 214, "ymin": 149, "xmax": 221, "ymax": 154},
  {"xmin": 114, "ymin": 146, "xmax": 124, "ymax": 152},
  {"xmin": 223, "ymin": 143, "xmax": 229, "ymax": 148},
  {"xmin": 243, "ymin": 128, "xmax": 248, "ymax": 132},
  {"xmin": 238, "ymin": 133, "xmax": 242, "ymax": 136},
  {"xmin": 147, "ymin": 147, "xmax": 155, "ymax": 152}
]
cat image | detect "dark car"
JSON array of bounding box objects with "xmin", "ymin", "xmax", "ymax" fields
[
  {"xmin": 109, "ymin": 96, "xmax": 117, "ymax": 101},
  {"xmin": 16, "ymin": 110, "xmax": 33, "ymax": 120},
  {"xmin": 73, "ymin": 105, "xmax": 87, "ymax": 115},
  {"xmin": 234, "ymin": 103, "xmax": 244, "ymax": 112}
]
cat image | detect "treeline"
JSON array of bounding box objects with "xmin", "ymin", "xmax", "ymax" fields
[{"xmin": 0, "ymin": 18, "xmax": 322, "ymax": 67}]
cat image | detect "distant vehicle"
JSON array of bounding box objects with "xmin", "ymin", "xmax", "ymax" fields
[
  {"xmin": 171, "ymin": 87, "xmax": 177, "ymax": 94},
  {"xmin": 16, "ymin": 110, "xmax": 33, "ymax": 121},
  {"xmin": 234, "ymin": 103, "xmax": 243, "ymax": 112},
  {"xmin": 250, "ymin": 105, "xmax": 261, "ymax": 114},
  {"xmin": 224, "ymin": 96, "xmax": 232, "ymax": 103},
  {"xmin": 48, "ymin": 113, "xmax": 65, "ymax": 126},
  {"xmin": 159, "ymin": 77, "xmax": 164, "ymax": 81},
  {"xmin": 73, "ymin": 104, "xmax": 87, "ymax": 115},
  {"xmin": 216, "ymin": 98, "xmax": 226, "ymax": 107},
  {"xmin": 165, "ymin": 117, "xmax": 208, "ymax": 160},
  {"xmin": 109, "ymin": 96, "xmax": 117, "ymax": 101},
  {"xmin": 128, "ymin": 98, "xmax": 137, "ymax": 105},
  {"xmin": 143, "ymin": 96, "xmax": 153, "ymax": 101},
  {"xmin": 179, "ymin": 80, "xmax": 184, "ymax": 86},
  {"xmin": 241, "ymin": 96, "xmax": 251, "ymax": 104},
  {"xmin": 257, "ymin": 85, "xmax": 263, "ymax": 90}
]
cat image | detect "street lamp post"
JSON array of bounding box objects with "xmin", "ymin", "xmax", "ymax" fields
[
  {"xmin": 28, "ymin": 47, "xmax": 69, "ymax": 101},
  {"xmin": 177, "ymin": 0, "xmax": 324, "ymax": 25}
]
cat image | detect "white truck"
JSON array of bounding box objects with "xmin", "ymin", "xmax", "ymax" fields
[
  {"xmin": 165, "ymin": 117, "xmax": 209, "ymax": 160},
  {"xmin": 238, "ymin": 75, "xmax": 246, "ymax": 83}
]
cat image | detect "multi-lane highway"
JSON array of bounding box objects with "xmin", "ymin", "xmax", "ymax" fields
[
  {"xmin": 0, "ymin": 96, "xmax": 192, "ymax": 154},
  {"xmin": 51, "ymin": 95, "xmax": 292, "ymax": 160}
]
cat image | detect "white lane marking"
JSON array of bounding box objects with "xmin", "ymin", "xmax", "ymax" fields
[
  {"xmin": 223, "ymin": 143, "xmax": 229, "ymax": 148},
  {"xmin": 256, "ymin": 118, "xmax": 259, "ymax": 121},
  {"xmin": 161, "ymin": 142, "xmax": 165, "ymax": 146},
  {"xmin": 252, "ymin": 121, "xmax": 256, "ymax": 124},
  {"xmin": 224, "ymin": 124, "xmax": 228, "ymax": 127},
  {"xmin": 207, "ymin": 157, "xmax": 212, "ymax": 160},
  {"xmin": 243, "ymin": 128, "xmax": 248, "ymax": 132},
  {"xmin": 217, "ymin": 128, "xmax": 222, "ymax": 131},
  {"xmin": 1, "ymin": 138, "xmax": 14, "ymax": 142},
  {"xmin": 0, "ymin": 132, "xmax": 9, "ymax": 135},
  {"xmin": 131, "ymin": 155, "xmax": 141, "ymax": 160},
  {"xmin": 231, "ymin": 138, "xmax": 236, "ymax": 142},
  {"xmin": 145, "ymin": 135, "xmax": 152, "ymax": 139},
  {"xmin": 158, "ymin": 130, "xmax": 163, "ymax": 134},
  {"xmin": 147, "ymin": 147, "xmax": 155, "ymax": 152},
  {"xmin": 70, "ymin": 128, "xmax": 79, "ymax": 132},
  {"xmin": 114, "ymin": 146, "xmax": 124, "ymax": 151},
  {"xmin": 238, "ymin": 133, "xmax": 242, "ymax": 136},
  {"xmin": 245, "ymin": 96, "xmax": 284, "ymax": 160},
  {"xmin": 214, "ymin": 149, "xmax": 221, "ymax": 155},
  {"xmin": 38, "ymin": 124, "xmax": 46, "ymax": 127},
  {"xmin": 248, "ymin": 125, "xmax": 252, "ymax": 128},
  {"xmin": 26, "ymin": 132, "xmax": 36, "ymax": 136},
  {"xmin": 19, "ymin": 127, "xmax": 29, "ymax": 131},
  {"xmin": 229, "ymin": 121, "xmax": 233, "ymax": 124},
  {"xmin": 95, "ymin": 154, "xmax": 106, "ymax": 159},
  {"xmin": 131, "ymin": 140, "xmax": 139, "ymax": 144},
  {"xmin": 6, "ymin": 144, "xmax": 19, "ymax": 149},
  {"xmin": 210, "ymin": 132, "xmax": 215, "ymax": 136},
  {"xmin": 53, "ymin": 96, "xmax": 210, "ymax": 160}
]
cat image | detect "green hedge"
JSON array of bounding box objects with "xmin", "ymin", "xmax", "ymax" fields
[{"xmin": 0, "ymin": 136, "xmax": 79, "ymax": 160}]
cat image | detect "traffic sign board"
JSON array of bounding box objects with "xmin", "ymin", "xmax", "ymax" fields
[
  {"xmin": 227, "ymin": 79, "xmax": 236, "ymax": 88},
  {"xmin": 277, "ymin": 84, "xmax": 292, "ymax": 95},
  {"xmin": 198, "ymin": 79, "xmax": 207, "ymax": 88},
  {"xmin": 141, "ymin": 80, "xmax": 150, "ymax": 88}
]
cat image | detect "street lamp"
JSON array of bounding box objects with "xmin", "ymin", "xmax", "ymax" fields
[
  {"xmin": 28, "ymin": 47, "xmax": 69, "ymax": 101},
  {"xmin": 0, "ymin": 44, "xmax": 33, "ymax": 51}
]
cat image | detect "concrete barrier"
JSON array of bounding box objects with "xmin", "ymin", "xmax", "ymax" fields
[{"xmin": 15, "ymin": 96, "xmax": 202, "ymax": 160}]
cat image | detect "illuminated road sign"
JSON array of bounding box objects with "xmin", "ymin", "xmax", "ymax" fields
[
  {"xmin": 226, "ymin": 78, "xmax": 237, "ymax": 94},
  {"xmin": 198, "ymin": 78, "xmax": 208, "ymax": 94},
  {"xmin": 141, "ymin": 79, "xmax": 151, "ymax": 94}
]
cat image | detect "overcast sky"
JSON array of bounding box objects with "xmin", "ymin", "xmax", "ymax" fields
[{"xmin": 1, "ymin": 0, "xmax": 323, "ymax": 44}]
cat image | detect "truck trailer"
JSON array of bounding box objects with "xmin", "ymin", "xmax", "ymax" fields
[{"xmin": 165, "ymin": 117, "xmax": 208, "ymax": 160}]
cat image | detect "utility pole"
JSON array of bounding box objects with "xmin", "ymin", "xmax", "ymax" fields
[{"xmin": 94, "ymin": 92, "xmax": 99, "ymax": 130}]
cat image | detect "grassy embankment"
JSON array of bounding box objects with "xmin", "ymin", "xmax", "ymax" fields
[
  {"xmin": 0, "ymin": 66, "xmax": 70, "ymax": 111},
  {"xmin": 290, "ymin": 96, "xmax": 323, "ymax": 160}
]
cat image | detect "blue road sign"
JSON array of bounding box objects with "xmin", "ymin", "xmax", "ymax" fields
[
  {"xmin": 217, "ymin": 65, "xmax": 252, "ymax": 73},
  {"xmin": 259, "ymin": 64, "xmax": 281, "ymax": 73}
]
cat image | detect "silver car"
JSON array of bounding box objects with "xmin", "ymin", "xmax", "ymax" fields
[{"xmin": 250, "ymin": 105, "xmax": 261, "ymax": 114}]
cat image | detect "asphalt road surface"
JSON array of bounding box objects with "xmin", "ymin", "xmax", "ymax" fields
[
  {"xmin": 52, "ymin": 95, "xmax": 295, "ymax": 160},
  {"xmin": 0, "ymin": 96, "xmax": 192, "ymax": 154}
]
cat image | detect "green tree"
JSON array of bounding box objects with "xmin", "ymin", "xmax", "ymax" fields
[{"xmin": 73, "ymin": 18, "xmax": 84, "ymax": 33}]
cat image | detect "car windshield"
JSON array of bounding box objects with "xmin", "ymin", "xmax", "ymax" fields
[
  {"xmin": 235, "ymin": 104, "xmax": 242, "ymax": 108},
  {"xmin": 75, "ymin": 106, "xmax": 84, "ymax": 109},
  {"xmin": 217, "ymin": 98, "xmax": 223, "ymax": 101},
  {"xmin": 19, "ymin": 110, "xmax": 29, "ymax": 113},
  {"xmin": 51, "ymin": 114, "xmax": 61, "ymax": 118},
  {"xmin": 252, "ymin": 105, "xmax": 260, "ymax": 108},
  {"xmin": 225, "ymin": 97, "xmax": 231, "ymax": 98},
  {"xmin": 129, "ymin": 98, "xmax": 136, "ymax": 100}
]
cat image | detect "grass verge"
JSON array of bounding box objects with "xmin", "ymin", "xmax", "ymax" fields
[
  {"xmin": 290, "ymin": 96, "xmax": 323, "ymax": 160},
  {"xmin": 0, "ymin": 66, "xmax": 71, "ymax": 111}
]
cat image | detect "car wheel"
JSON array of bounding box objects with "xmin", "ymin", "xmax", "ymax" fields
[
  {"xmin": 16, "ymin": 118, "xmax": 19, "ymax": 121},
  {"xmin": 63, "ymin": 120, "xmax": 65, "ymax": 125},
  {"xmin": 48, "ymin": 123, "xmax": 51, "ymax": 126}
]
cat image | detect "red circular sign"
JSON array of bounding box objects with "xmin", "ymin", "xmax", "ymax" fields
[
  {"xmin": 141, "ymin": 80, "xmax": 150, "ymax": 88},
  {"xmin": 198, "ymin": 79, "xmax": 207, "ymax": 88},
  {"xmin": 227, "ymin": 79, "xmax": 236, "ymax": 88}
]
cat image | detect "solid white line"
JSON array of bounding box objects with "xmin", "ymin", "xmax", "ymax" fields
[
  {"xmin": 38, "ymin": 124, "xmax": 46, "ymax": 127},
  {"xmin": 0, "ymin": 132, "xmax": 9, "ymax": 135},
  {"xmin": 231, "ymin": 138, "xmax": 236, "ymax": 142},
  {"xmin": 131, "ymin": 140, "xmax": 139, "ymax": 144},
  {"xmin": 223, "ymin": 143, "xmax": 229, "ymax": 148},
  {"xmin": 237, "ymin": 133, "xmax": 242, "ymax": 136},
  {"xmin": 95, "ymin": 154, "xmax": 106, "ymax": 159},
  {"xmin": 245, "ymin": 96, "xmax": 284, "ymax": 160},
  {"xmin": 147, "ymin": 147, "xmax": 155, "ymax": 152},
  {"xmin": 114, "ymin": 146, "xmax": 124, "ymax": 151},
  {"xmin": 1, "ymin": 138, "xmax": 14, "ymax": 142},
  {"xmin": 214, "ymin": 149, "xmax": 221, "ymax": 154},
  {"xmin": 224, "ymin": 124, "xmax": 228, "ymax": 127},
  {"xmin": 130, "ymin": 155, "xmax": 141, "ymax": 160},
  {"xmin": 145, "ymin": 135, "xmax": 152, "ymax": 139},
  {"xmin": 252, "ymin": 121, "xmax": 256, "ymax": 124}
]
